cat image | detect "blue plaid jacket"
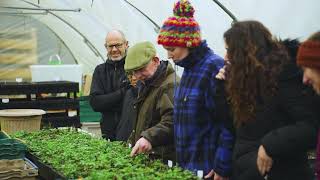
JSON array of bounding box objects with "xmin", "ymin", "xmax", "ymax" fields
[{"xmin": 174, "ymin": 41, "xmax": 234, "ymax": 177}]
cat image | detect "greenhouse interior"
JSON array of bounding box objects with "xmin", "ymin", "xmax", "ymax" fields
[{"xmin": 0, "ymin": 0, "xmax": 319, "ymax": 179}]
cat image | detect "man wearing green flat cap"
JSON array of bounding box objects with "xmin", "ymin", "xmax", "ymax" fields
[{"xmin": 126, "ymin": 41, "xmax": 179, "ymax": 161}]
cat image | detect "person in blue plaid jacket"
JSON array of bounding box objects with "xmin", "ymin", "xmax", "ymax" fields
[{"xmin": 157, "ymin": 1, "xmax": 234, "ymax": 179}]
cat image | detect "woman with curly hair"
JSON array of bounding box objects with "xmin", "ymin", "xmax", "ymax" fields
[{"xmin": 223, "ymin": 21, "xmax": 318, "ymax": 180}]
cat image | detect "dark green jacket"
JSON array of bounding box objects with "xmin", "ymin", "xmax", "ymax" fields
[{"xmin": 128, "ymin": 61, "xmax": 179, "ymax": 161}]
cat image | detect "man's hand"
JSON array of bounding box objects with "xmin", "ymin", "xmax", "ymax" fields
[
  {"xmin": 204, "ymin": 170, "xmax": 229, "ymax": 180},
  {"xmin": 130, "ymin": 137, "xmax": 152, "ymax": 157},
  {"xmin": 257, "ymin": 145, "xmax": 273, "ymax": 176}
]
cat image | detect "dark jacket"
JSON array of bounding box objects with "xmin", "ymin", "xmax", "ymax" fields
[
  {"xmin": 89, "ymin": 57, "xmax": 128, "ymax": 140},
  {"xmin": 232, "ymin": 61, "xmax": 318, "ymax": 180},
  {"xmin": 174, "ymin": 41, "xmax": 234, "ymax": 176},
  {"xmin": 214, "ymin": 79, "xmax": 235, "ymax": 137},
  {"xmin": 128, "ymin": 61, "xmax": 178, "ymax": 161},
  {"xmin": 115, "ymin": 86, "xmax": 138, "ymax": 141}
]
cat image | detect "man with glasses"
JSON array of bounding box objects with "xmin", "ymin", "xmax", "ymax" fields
[
  {"xmin": 90, "ymin": 30, "xmax": 129, "ymax": 140},
  {"xmin": 125, "ymin": 41, "xmax": 178, "ymax": 162}
]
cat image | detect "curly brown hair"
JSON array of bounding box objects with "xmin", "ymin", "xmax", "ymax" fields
[{"xmin": 223, "ymin": 21, "xmax": 288, "ymax": 126}]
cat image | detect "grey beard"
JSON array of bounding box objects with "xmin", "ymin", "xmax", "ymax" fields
[{"xmin": 108, "ymin": 49, "xmax": 127, "ymax": 61}]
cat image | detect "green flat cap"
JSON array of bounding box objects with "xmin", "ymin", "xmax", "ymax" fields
[{"xmin": 125, "ymin": 41, "xmax": 156, "ymax": 72}]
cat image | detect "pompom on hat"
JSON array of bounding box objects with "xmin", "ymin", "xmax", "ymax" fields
[
  {"xmin": 297, "ymin": 41, "xmax": 320, "ymax": 69},
  {"xmin": 157, "ymin": 0, "xmax": 201, "ymax": 48}
]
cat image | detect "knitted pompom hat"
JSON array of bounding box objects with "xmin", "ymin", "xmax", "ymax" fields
[{"xmin": 157, "ymin": 0, "xmax": 201, "ymax": 48}]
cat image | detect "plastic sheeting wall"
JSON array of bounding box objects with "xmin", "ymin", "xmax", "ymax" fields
[
  {"xmin": 0, "ymin": 15, "xmax": 77, "ymax": 80},
  {"xmin": 0, "ymin": 0, "xmax": 164, "ymax": 77},
  {"xmin": 129, "ymin": 0, "xmax": 320, "ymax": 56},
  {"xmin": 0, "ymin": 0, "xmax": 319, "ymax": 80}
]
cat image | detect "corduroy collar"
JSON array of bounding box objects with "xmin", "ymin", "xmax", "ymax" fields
[
  {"xmin": 145, "ymin": 61, "xmax": 171, "ymax": 87},
  {"xmin": 175, "ymin": 40, "xmax": 210, "ymax": 69},
  {"xmin": 136, "ymin": 61, "xmax": 174, "ymax": 101}
]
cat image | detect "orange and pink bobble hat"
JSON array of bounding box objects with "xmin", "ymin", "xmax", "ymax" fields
[{"xmin": 157, "ymin": 0, "xmax": 201, "ymax": 48}]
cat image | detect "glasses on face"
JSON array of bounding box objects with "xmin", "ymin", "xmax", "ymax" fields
[{"xmin": 105, "ymin": 43, "xmax": 124, "ymax": 50}]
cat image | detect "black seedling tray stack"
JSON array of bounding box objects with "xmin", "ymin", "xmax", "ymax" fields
[{"xmin": 0, "ymin": 81, "xmax": 80, "ymax": 128}]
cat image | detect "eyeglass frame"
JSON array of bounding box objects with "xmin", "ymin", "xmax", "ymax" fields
[{"xmin": 104, "ymin": 41, "xmax": 127, "ymax": 50}]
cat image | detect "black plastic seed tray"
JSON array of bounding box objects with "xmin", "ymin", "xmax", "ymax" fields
[
  {"xmin": 26, "ymin": 152, "xmax": 66, "ymax": 180},
  {"xmin": 42, "ymin": 116, "xmax": 81, "ymax": 128},
  {"xmin": 0, "ymin": 81, "xmax": 78, "ymax": 95},
  {"xmin": 0, "ymin": 100, "xmax": 39, "ymax": 110},
  {"xmin": 35, "ymin": 81, "xmax": 78, "ymax": 94}
]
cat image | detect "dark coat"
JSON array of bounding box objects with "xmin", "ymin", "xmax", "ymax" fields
[
  {"xmin": 232, "ymin": 62, "xmax": 319, "ymax": 180},
  {"xmin": 128, "ymin": 61, "xmax": 178, "ymax": 161},
  {"xmin": 89, "ymin": 58, "xmax": 128, "ymax": 140},
  {"xmin": 115, "ymin": 86, "xmax": 138, "ymax": 141},
  {"xmin": 214, "ymin": 79, "xmax": 235, "ymax": 136}
]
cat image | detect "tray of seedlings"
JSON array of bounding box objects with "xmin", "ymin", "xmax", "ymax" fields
[{"xmin": 13, "ymin": 128, "xmax": 198, "ymax": 180}]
